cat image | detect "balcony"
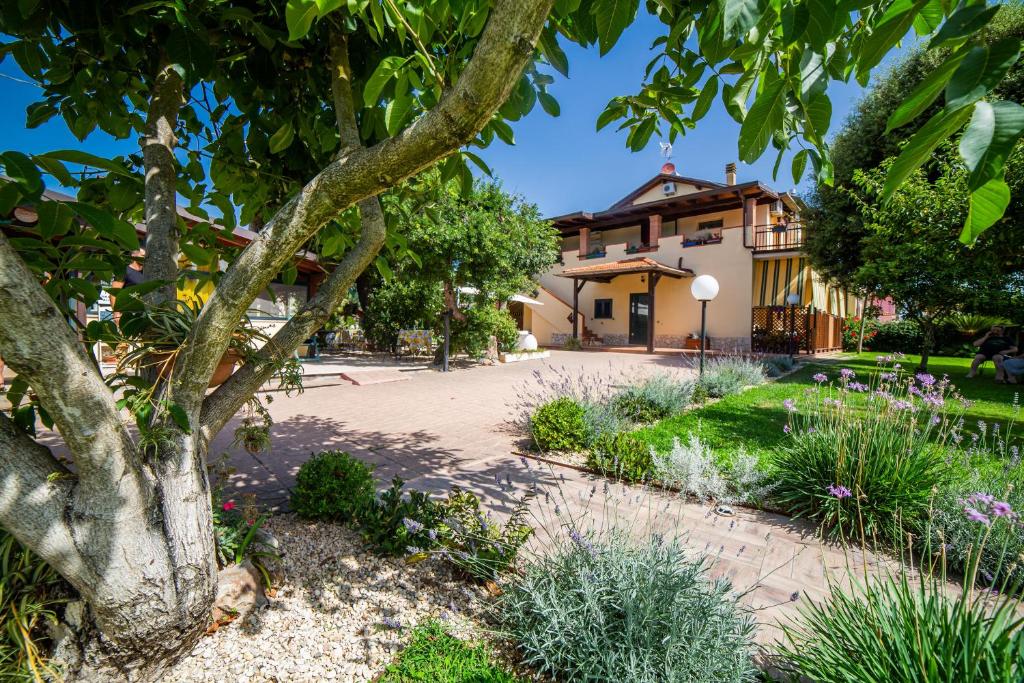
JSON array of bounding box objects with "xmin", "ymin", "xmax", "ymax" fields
[{"xmin": 752, "ymin": 222, "xmax": 805, "ymax": 253}]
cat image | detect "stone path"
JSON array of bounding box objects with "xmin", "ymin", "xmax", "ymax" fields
[{"xmin": 215, "ymin": 350, "xmax": 889, "ymax": 645}]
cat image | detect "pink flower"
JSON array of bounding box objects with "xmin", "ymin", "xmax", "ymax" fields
[
  {"xmin": 222, "ymin": 501, "xmax": 236, "ymax": 512},
  {"xmin": 964, "ymin": 508, "xmax": 990, "ymax": 525},
  {"xmin": 992, "ymin": 501, "xmax": 1014, "ymax": 518}
]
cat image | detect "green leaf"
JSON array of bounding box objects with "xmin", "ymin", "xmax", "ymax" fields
[
  {"xmin": 490, "ymin": 118, "xmax": 515, "ymax": 145},
  {"xmin": 721, "ymin": 0, "xmax": 764, "ymax": 40},
  {"xmin": 626, "ymin": 117, "xmax": 656, "ymax": 152},
  {"xmin": 855, "ymin": 0, "xmax": 927, "ymax": 81},
  {"xmin": 384, "ymin": 95, "xmax": 413, "ymax": 135},
  {"xmin": 1, "ymin": 151, "xmax": 43, "ymax": 197},
  {"xmin": 375, "ymin": 255, "xmax": 394, "ymax": 281},
  {"xmin": 885, "ymin": 49, "xmax": 968, "ymax": 133},
  {"xmin": 961, "ymin": 176, "xmax": 1010, "ymax": 244},
  {"xmin": 596, "ymin": 103, "xmax": 625, "ymax": 131},
  {"xmin": 930, "ymin": 3, "xmax": 1000, "ymax": 49},
  {"xmin": 166, "ymin": 402, "xmax": 192, "ymax": 432},
  {"xmin": 912, "ymin": 0, "xmax": 944, "ymax": 36},
  {"xmin": 36, "ymin": 150, "xmax": 137, "ymax": 179},
  {"xmin": 593, "ymin": 0, "xmax": 640, "ymax": 56},
  {"xmin": 958, "ymin": 100, "xmax": 1024, "ymax": 190},
  {"xmin": 538, "ymin": 92, "xmax": 561, "ymax": 117},
  {"xmin": 268, "ymin": 122, "xmax": 295, "ymax": 154},
  {"xmin": 363, "ymin": 56, "xmax": 406, "ymax": 107},
  {"xmin": 737, "ymin": 75, "xmax": 786, "ymax": 163},
  {"xmin": 461, "ymin": 151, "xmax": 492, "ymax": 177},
  {"xmin": 286, "ymin": 0, "xmax": 319, "ymax": 41},
  {"xmin": 18, "ymin": 0, "xmax": 40, "ymax": 17},
  {"xmin": 539, "ymin": 27, "xmax": 569, "ymax": 77},
  {"xmin": 0, "ymin": 182, "xmax": 21, "ymax": 215},
  {"xmin": 69, "ymin": 202, "xmax": 140, "ymax": 250},
  {"xmin": 36, "ymin": 200, "xmax": 74, "ymax": 239},
  {"xmin": 31, "ymin": 155, "xmax": 73, "ymax": 187},
  {"xmin": 692, "ymin": 77, "xmax": 719, "ymax": 121},
  {"xmin": 792, "ymin": 148, "xmax": 808, "ymax": 185},
  {"xmin": 945, "ymin": 38, "xmax": 1021, "ymax": 112},
  {"xmin": 802, "ymin": 92, "xmax": 832, "ymax": 144},
  {"xmin": 881, "ymin": 106, "xmax": 973, "ymax": 201}
]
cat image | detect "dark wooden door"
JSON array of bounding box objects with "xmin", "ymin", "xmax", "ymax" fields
[{"xmin": 629, "ymin": 293, "xmax": 649, "ymax": 345}]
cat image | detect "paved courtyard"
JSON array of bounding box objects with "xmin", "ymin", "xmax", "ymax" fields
[{"xmin": 215, "ymin": 350, "xmax": 887, "ymax": 644}]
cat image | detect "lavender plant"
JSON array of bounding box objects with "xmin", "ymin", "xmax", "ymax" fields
[
  {"xmin": 610, "ymin": 374, "xmax": 694, "ymax": 424},
  {"xmin": 498, "ymin": 531, "xmax": 758, "ymax": 683},
  {"xmin": 692, "ymin": 356, "xmax": 767, "ymax": 398}
]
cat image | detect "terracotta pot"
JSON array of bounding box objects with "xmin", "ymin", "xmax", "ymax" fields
[{"xmin": 152, "ymin": 349, "xmax": 243, "ymax": 388}]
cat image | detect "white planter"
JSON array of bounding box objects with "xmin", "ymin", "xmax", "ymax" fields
[
  {"xmin": 516, "ymin": 330, "xmax": 539, "ymax": 351},
  {"xmin": 499, "ymin": 350, "xmax": 550, "ymax": 363}
]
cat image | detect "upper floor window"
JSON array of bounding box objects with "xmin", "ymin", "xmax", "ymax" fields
[
  {"xmin": 594, "ymin": 298, "xmax": 613, "ymax": 319},
  {"xmin": 698, "ymin": 219, "xmax": 724, "ymax": 231}
]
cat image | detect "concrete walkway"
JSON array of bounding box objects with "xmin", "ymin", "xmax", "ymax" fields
[{"xmin": 214, "ymin": 350, "xmax": 886, "ymax": 644}]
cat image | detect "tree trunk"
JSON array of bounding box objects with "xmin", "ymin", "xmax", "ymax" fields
[
  {"xmin": 51, "ymin": 438, "xmax": 216, "ymax": 682},
  {"xmin": 918, "ymin": 319, "xmax": 935, "ymax": 372}
]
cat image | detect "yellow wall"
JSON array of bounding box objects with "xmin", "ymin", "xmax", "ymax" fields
[{"xmin": 630, "ymin": 180, "xmax": 709, "ymax": 205}]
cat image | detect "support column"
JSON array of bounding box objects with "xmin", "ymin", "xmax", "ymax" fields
[
  {"xmin": 647, "ymin": 272, "xmax": 659, "ymax": 353},
  {"xmin": 744, "ymin": 196, "xmax": 757, "ymax": 247},
  {"xmin": 572, "ymin": 277, "xmax": 580, "ymax": 340},
  {"xmin": 578, "ymin": 227, "xmax": 589, "ymax": 258},
  {"xmin": 648, "ymin": 214, "xmax": 662, "ymax": 249}
]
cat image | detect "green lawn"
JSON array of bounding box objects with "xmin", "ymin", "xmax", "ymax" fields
[
  {"xmin": 379, "ymin": 621, "xmax": 520, "ymax": 683},
  {"xmin": 633, "ymin": 352, "xmax": 1021, "ymax": 465}
]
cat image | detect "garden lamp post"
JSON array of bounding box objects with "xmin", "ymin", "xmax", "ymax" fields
[
  {"xmin": 690, "ymin": 275, "xmax": 719, "ymax": 377},
  {"xmin": 786, "ymin": 292, "xmax": 801, "ymax": 362}
]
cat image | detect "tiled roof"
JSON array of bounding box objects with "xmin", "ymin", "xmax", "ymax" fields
[{"xmin": 558, "ymin": 256, "xmax": 694, "ymax": 281}]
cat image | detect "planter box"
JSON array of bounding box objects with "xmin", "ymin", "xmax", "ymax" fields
[{"xmin": 499, "ymin": 350, "xmax": 550, "ymax": 363}]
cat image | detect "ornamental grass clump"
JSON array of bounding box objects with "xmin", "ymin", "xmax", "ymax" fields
[
  {"xmin": 498, "ymin": 532, "xmax": 758, "ymax": 683},
  {"xmin": 772, "ymin": 361, "xmax": 963, "ymax": 544},
  {"xmin": 610, "ymin": 374, "xmax": 694, "ymax": 424}
]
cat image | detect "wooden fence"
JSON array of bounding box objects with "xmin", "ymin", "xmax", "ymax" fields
[{"xmin": 751, "ymin": 306, "xmax": 843, "ymax": 354}]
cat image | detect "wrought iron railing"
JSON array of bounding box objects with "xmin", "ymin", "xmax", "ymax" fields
[{"xmin": 752, "ymin": 222, "xmax": 805, "ymax": 253}]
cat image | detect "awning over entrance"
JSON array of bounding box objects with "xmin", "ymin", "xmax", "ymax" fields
[
  {"xmin": 555, "ymin": 257, "xmax": 694, "ymax": 352},
  {"xmin": 556, "ymin": 256, "xmax": 694, "ymax": 283}
]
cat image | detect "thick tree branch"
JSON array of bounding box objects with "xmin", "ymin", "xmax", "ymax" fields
[
  {"xmin": 141, "ymin": 62, "xmax": 185, "ymax": 303},
  {"xmin": 171, "ymin": 0, "xmax": 554, "ymax": 417},
  {"xmin": 199, "ymin": 33, "xmax": 389, "ymax": 436},
  {"xmin": 0, "ymin": 412, "xmax": 93, "ymax": 584}
]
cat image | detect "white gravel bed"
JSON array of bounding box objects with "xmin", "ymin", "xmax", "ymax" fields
[{"xmin": 166, "ymin": 514, "xmax": 489, "ymax": 682}]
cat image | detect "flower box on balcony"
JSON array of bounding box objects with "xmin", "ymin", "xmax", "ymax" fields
[{"xmin": 580, "ymin": 250, "xmax": 606, "ymax": 260}]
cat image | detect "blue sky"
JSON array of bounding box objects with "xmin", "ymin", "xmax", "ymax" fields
[{"xmin": 1, "ymin": 11, "xmax": 891, "ymax": 218}]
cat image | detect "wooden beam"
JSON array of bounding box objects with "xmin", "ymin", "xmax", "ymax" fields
[{"xmin": 646, "ymin": 272, "xmax": 657, "ymax": 353}]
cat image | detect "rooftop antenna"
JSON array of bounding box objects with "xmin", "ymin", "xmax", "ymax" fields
[{"xmin": 659, "ymin": 141, "xmax": 676, "ymax": 175}]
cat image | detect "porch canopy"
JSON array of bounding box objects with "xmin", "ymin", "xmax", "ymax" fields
[{"xmin": 557, "ymin": 256, "xmax": 694, "ymax": 352}]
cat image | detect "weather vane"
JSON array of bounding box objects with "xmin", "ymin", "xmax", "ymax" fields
[{"xmin": 659, "ymin": 141, "xmax": 673, "ymax": 160}]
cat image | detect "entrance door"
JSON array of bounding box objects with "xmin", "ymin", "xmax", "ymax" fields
[{"xmin": 629, "ymin": 293, "xmax": 649, "ymax": 345}]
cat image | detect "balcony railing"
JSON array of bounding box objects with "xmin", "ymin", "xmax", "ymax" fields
[{"xmin": 752, "ymin": 222, "xmax": 805, "ymax": 253}]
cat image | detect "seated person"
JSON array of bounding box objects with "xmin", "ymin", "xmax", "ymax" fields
[
  {"xmin": 997, "ymin": 352, "xmax": 1024, "ymax": 384},
  {"xmin": 966, "ymin": 325, "xmax": 1016, "ymax": 378}
]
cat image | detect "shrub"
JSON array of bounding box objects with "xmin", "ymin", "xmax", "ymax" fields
[
  {"xmin": 580, "ymin": 400, "xmax": 628, "ymax": 446},
  {"xmin": 499, "ymin": 533, "xmax": 758, "ymax": 683},
  {"xmin": 1, "ymin": 529, "xmax": 67, "ymax": 681},
  {"xmin": 655, "ymin": 435, "xmax": 728, "ymax": 500},
  {"xmin": 530, "ymin": 397, "xmax": 589, "ymax": 452},
  {"xmin": 379, "ymin": 621, "xmax": 520, "ymax": 683},
  {"xmin": 561, "ymin": 336, "xmax": 582, "ymax": 350},
  {"xmin": 697, "ymin": 356, "xmax": 766, "ymax": 398},
  {"xmin": 762, "ymin": 355, "xmax": 795, "ymax": 377},
  {"xmin": 291, "ymin": 450, "xmax": 376, "ymax": 523},
  {"xmin": 588, "ymin": 431, "xmax": 655, "ymax": 481},
  {"xmin": 611, "ymin": 375, "xmax": 693, "ymax": 423},
  {"xmin": 778, "ymin": 572, "xmax": 1024, "ymax": 683},
  {"xmin": 841, "ymin": 315, "xmax": 879, "ymax": 351},
  {"xmin": 361, "ymin": 477, "xmax": 442, "ymax": 556},
  {"xmin": 773, "ymin": 365, "xmax": 953, "ymax": 544},
  {"xmin": 449, "ymin": 305, "xmax": 519, "ymax": 357},
  {"xmin": 929, "ymin": 466, "xmax": 1024, "ymax": 590},
  {"xmin": 869, "ymin": 319, "xmax": 922, "ymax": 352},
  {"xmin": 434, "ymin": 488, "xmax": 533, "ymax": 581}
]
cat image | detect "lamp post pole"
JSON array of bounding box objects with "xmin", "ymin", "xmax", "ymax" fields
[{"xmin": 699, "ymin": 299, "xmax": 708, "ymax": 377}]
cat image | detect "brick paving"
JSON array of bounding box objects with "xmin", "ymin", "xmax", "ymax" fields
[{"xmin": 215, "ymin": 349, "xmax": 892, "ymax": 645}]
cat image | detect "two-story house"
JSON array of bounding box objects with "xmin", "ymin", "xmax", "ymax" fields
[{"xmin": 514, "ymin": 162, "xmax": 859, "ymax": 354}]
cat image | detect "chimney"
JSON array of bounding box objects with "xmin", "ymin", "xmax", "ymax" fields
[{"xmin": 725, "ymin": 162, "xmax": 737, "ymax": 186}]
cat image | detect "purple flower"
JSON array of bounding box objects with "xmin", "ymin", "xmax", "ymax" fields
[
  {"xmin": 891, "ymin": 399, "xmax": 914, "ymax": 411},
  {"xmin": 922, "ymin": 394, "xmax": 944, "ymax": 408},
  {"xmin": 965, "ymin": 492, "xmax": 995, "ymax": 507},
  {"xmin": 840, "ymin": 368, "xmax": 856, "ymax": 379},
  {"xmin": 848, "ymin": 382, "xmax": 868, "ymax": 392},
  {"xmin": 880, "ymin": 372, "xmax": 896, "ymax": 382},
  {"xmin": 824, "ymin": 398, "xmax": 842, "ymax": 408},
  {"xmin": 806, "ymin": 427, "xmax": 816, "ymax": 434},
  {"xmin": 827, "ymin": 484, "xmax": 852, "ymax": 499},
  {"xmin": 382, "ymin": 616, "xmax": 402, "ymax": 629},
  {"xmin": 783, "ymin": 398, "xmax": 797, "ymax": 412},
  {"xmin": 909, "ymin": 386, "xmax": 923, "ymax": 397},
  {"xmin": 402, "ymin": 517, "xmax": 424, "ymax": 534},
  {"xmin": 812, "ymin": 372, "xmax": 828, "ymax": 383},
  {"xmin": 992, "ymin": 501, "xmax": 1014, "ymax": 518},
  {"xmin": 916, "ymin": 373, "xmax": 936, "ymax": 386},
  {"xmin": 783, "ymin": 424, "xmax": 791, "ymax": 434},
  {"xmin": 964, "ymin": 508, "xmax": 991, "ymax": 525}
]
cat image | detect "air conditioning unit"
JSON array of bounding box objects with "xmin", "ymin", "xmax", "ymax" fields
[{"xmin": 662, "ymin": 182, "xmax": 677, "ymax": 196}]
